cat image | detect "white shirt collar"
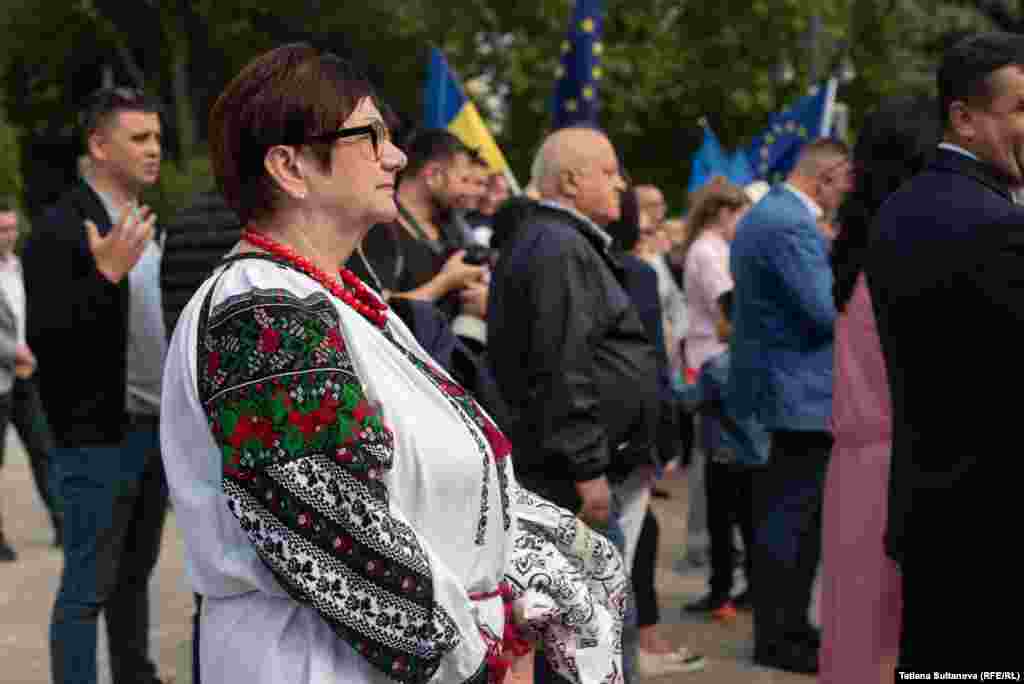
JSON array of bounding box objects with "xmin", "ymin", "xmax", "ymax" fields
[
  {"xmin": 783, "ymin": 183, "xmax": 823, "ymax": 220},
  {"xmin": 537, "ymin": 199, "xmax": 614, "ymax": 251},
  {"xmin": 938, "ymin": 142, "xmax": 980, "ymax": 162}
]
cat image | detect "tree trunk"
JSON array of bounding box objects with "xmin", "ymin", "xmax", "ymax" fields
[{"xmin": 163, "ymin": 1, "xmax": 196, "ymax": 160}]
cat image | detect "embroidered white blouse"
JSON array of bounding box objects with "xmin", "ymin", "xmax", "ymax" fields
[{"xmin": 160, "ymin": 256, "xmax": 626, "ymax": 684}]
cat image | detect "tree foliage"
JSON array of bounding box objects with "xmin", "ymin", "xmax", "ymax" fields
[{"xmin": 0, "ymin": 0, "xmax": 1004, "ymax": 213}]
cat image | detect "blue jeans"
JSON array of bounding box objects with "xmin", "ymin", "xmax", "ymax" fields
[{"xmin": 50, "ymin": 423, "xmax": 169, "ymax": 684}]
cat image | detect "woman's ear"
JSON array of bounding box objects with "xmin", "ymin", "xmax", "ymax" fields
[{"xmin": 264, "ymin": 145, "xmax": 308, "ymax": 200}]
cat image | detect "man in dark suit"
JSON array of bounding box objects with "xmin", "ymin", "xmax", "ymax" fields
[{"xmin": 868, "ymin": 32, "xmax": 1024, "ymax": 667}]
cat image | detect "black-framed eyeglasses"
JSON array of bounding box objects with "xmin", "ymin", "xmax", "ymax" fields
[{"xmin": 290, "ymin": 120, "xmax": 391, "ymax": 161}]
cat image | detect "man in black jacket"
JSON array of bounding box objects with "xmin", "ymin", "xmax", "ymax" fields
[
  {"xmin": 868, "ymin": 32, "xmax": 1024, "ymax": 667},
  {"xmin": 23, "ymin": 87, "xmax": 169, "ymax": 684},
  {"xmin": 488, "ymin": 127, "xmax": 664, "ymax": 683}
]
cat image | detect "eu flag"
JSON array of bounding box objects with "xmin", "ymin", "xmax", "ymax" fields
[
  {"xmin": 552, "ymin": 0, "xmax": 604, "ymax": 130},
  {"xmin": 687, "ymin": 124, "xmax": 731, "ymax": 194},
  {"xmin": 424, "ymin": 47, "xmax": 511, "ymax": 174},
  {"xmin": 728, "ymin": 149, "xmax": 756, "ymax": 187},
  {"xmin": 746, "ymin": 79, "xmax": 837, "ymax": 182}
]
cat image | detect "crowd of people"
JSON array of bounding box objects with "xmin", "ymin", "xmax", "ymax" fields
[{"xmin": 1, "ymin": 29, "xmax": 1023, "ymax": 684}]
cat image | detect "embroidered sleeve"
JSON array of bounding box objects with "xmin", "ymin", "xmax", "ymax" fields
[{"xmin": 198, "ymin": 288, "xmax": 484, "ymax": 684}]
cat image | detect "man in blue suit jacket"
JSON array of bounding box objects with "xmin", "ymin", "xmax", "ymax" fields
[
  {"xmin": 868, "ymin": 32, "xmax": 1024, "ymax": 667},
  {"xmin": 729, "ymin": 139, "xmax": 852, "ymax": 673}
]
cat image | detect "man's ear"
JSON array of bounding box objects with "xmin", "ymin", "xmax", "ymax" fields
[
  {"xmin": 559, "ymin": 169, "xmax": 579, "ymax": 198},
  {"xmin": 263, "ymin": 145, "xmax": 309, "ymax": 201},
  {"xmin": 423, "ymin": 161, "xmax": 445, "ymax": 191},
  {"xmin": 948, "ymin": 101, "xmax": 977, "ymax": 144},
  {"xmin": 86, "ymin": 131, "xmax": 106, "ymax": 162}
]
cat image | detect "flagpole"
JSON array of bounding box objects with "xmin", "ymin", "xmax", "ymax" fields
[{"xmin": 820, "ymin": 77, "xmax": 839, "ymax": 139}]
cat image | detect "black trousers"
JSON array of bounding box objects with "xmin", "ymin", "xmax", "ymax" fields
[
  {"xmin": 706, "ymin": 459, "xmax": 755, "ymax": 597},
  {"xmin": 631, "ymin": 508, "xmax": 659, "ymax": 628},
  {"xmin": 0, "ymin": 377, "xmax": 59, "ymax": 516},
  {"xmin": 752, "ymin": 429, "xmax": 831, "ymax": 648}
]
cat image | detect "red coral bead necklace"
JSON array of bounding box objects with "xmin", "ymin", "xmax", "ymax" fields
[{"xmin": 241, "ymin": 228, "xmax": 388, "ymax": 329}]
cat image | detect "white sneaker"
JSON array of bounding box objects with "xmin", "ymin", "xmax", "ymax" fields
[{"xmin": 638, "ymin": 647, "xmax": 706, "ymax": 677}]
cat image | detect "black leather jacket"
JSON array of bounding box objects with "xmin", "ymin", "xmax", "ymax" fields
[{"xmin": 487, "ymin": 201, "xmax": 662, "ymax": 509}]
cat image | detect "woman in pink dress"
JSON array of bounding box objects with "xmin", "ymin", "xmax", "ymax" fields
[{"xmin": 820, "ymin": 97, "xmax": 941, "ymax": 683}]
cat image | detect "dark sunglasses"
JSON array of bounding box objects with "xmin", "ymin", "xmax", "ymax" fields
[{"xmin": 290, "ymin": 120, "xmax": 391, "ymax": 161}]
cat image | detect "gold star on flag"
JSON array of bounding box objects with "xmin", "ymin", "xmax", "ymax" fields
[
  {"xmin": 561, "ymin": 40, "xmax": 571, "ymax": 54},
  {"xmin": 583, "ymin": 86, "xmax": 594, "ymax": 100},
  {"xmin": 580, "ymin": 17, "xmax": 595, "ymax": 33},
  {"xmin": 565, "ymin": 99, "xmax": 578, "ymax": 112},
  {"xmin": 593, "ymin": 42, "xmax": 604, "ymax": 56},
  {"xmin": 555, "ymin": 65, "xmax": 566, "ymax": 78},
  {"xmin": 592, "ymin": 66, "xmax": 603, "ymax": 80}
]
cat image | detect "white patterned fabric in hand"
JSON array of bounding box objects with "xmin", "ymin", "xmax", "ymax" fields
[{"xmin": 503, "ymin": 485, "xmax": 628, "ymax": 684}]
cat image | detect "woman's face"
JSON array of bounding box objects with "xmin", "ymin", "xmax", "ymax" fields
[{"xmin": 304, "ymin": 97, "xmax": 407, "ymax": 229}]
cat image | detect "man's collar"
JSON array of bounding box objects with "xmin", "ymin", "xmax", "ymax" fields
[
  {"xmin": 83, "ymin": 175, "xmax": 134, "ymax": 224},
  {"xmin": 937, "ymin": 142, "xmax": 979, "ymax": 162},
  {"xmin": 782, "ymin": 183, "xmax": 823, "ymax": 220},
  {"xmin": 536, "ymin": 199, "xmax": 614, "ymax": 251},
  {"xmin": 932, "ymin": 146, "xmax": 1016, "ymax": 203}
]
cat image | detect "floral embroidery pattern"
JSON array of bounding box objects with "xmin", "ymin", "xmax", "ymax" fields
[
  {"xmin": 198, "ymin": 288, "xmax": 464, "ymax": 684},
  {"xmin": 382, "ymin": 328, "xmax": 512, "ymax": 544}
]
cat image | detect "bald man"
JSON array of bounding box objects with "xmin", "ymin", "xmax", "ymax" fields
[{"xmin": 490, "ymin": 126, "xmax": 666, "ymax": 682}]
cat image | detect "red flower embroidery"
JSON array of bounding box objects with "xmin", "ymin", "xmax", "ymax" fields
[
  {"xmin": 352, "ymin": 400, "xmax": 373, "ymax": 425},
  {"xmin": 297, "ymin": 512, "xmax": 311, "ymax": 528},
  {"xmin": 335, "ymin": 448, "xmax": 353, "ymax": 464},
  {"xmin": 333, "ymin": 536, "xmax": 353, "ymax": 553},
  {"xmin": 326, "ymin": 327, "xmax": 344, "ymax": 351},
  {"xmin": 288, "ymin": 410, "xmax": 318, "ymax": 437},
  {"xmin": 229, "ymin": 415, "xmax": 276, "ymax": 449},
  {"xmin": 207, "ymin": 351, "xmax": 221, "ymax": 375},
  {"xmin": 315, "ymin": 395, "xmax": 340, "ymax": 426},
  {"xmin": 258, "ymin": 328, "xmax": 282, "ymax": 354}
]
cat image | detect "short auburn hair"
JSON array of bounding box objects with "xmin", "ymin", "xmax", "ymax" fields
[{"xmin": 209, "ymin": 43, "xmax": 376, "ymax": 224}]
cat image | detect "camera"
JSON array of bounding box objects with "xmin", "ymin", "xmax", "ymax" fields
[{"xmin": 463, "ymin": 245, "xmax": 496, "ymax": 267}]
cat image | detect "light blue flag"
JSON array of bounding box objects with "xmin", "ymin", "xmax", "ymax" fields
[
  {"xmin": 687, "ymin": 124, "xmax": 731, "ymax": 194},
  {"xmin": 728, "ymin": 149, "xmax": 756, "ymax": 187}
]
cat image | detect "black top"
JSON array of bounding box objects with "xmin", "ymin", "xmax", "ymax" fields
[
  {"xmin": 23, "ymin": 182, "xmax": 133, "ymax": 446},
  {"xmin": 348, "ymin": 219, "xmax": 459, "ymax": 320},
  {"xmin": 488, "ymin": 201, "xmax": 662, "ymax": 509},
  {"xmin": 160, "ymin": 190, "xmax": 241, "ymax": 335},
  {"xmin": 867, "ymin": 148, "xmax": 1024, "ymax": 562}
]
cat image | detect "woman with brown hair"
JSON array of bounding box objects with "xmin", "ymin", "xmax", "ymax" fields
[
  {"xmin": 680, "ymin": 178, "xmax": 754, "ymax": 618},
  {"xmin": 160, "ymin": 44, "xmax": 627, "ymax": 684}
]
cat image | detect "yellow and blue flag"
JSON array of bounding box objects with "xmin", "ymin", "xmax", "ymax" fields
[
  {"xmin": 424, "ymin": 47, "xmax": 511, "ymax": 176},
  {"xmin": 551, "ymin": 0, "xmax": 604, "ymax": 130},
  {"xmin": 746, "ymin": 79, "xmax": 837, "ymax": 182}
]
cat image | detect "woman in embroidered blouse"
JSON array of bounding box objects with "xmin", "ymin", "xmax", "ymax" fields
[{"xmin": 160, "ymin": 44, "xmax": 626, "ymax": 684}]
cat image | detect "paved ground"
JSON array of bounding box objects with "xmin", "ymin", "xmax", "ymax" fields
[{"xmin": 0, "ymin": 431, "xmax": 814, "ymax": 683}]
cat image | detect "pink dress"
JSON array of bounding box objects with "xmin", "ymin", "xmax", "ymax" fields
[{"xmin": 820, "ymin": 274, "xmax": 901, "ymax": 683}]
